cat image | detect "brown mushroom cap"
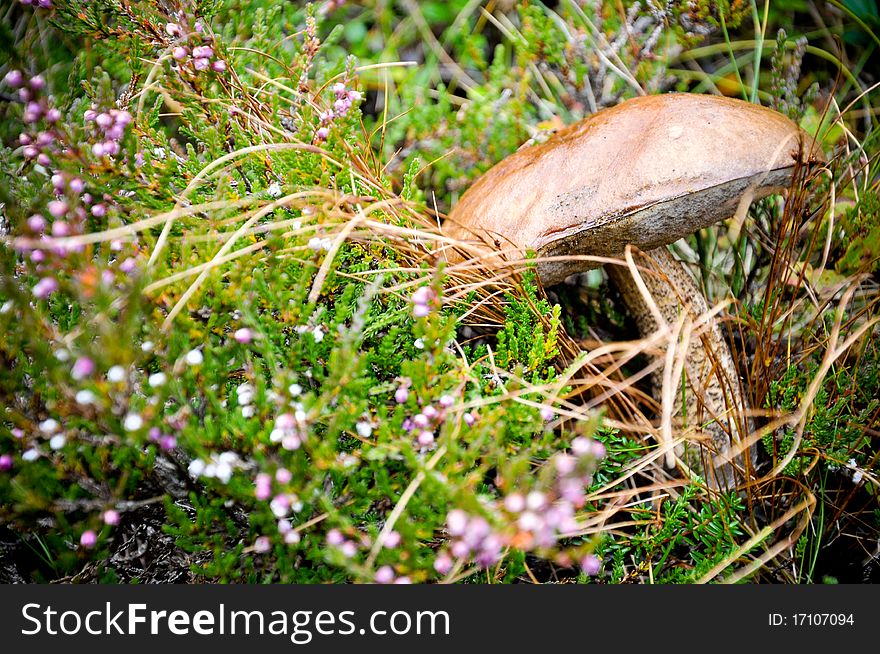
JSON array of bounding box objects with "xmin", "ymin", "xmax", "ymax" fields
[{"xmin": 444, "ymin": 93, "xmax": 824, "ymax": 285}]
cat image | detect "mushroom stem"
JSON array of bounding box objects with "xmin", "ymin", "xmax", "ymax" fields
[{"xmin": 606, "ymin": 246, "xmax": 754, "ymax": 488}]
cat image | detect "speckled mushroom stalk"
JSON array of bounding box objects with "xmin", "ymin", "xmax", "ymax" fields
[{"xmin": 443, "ymin": 93, "xmax": 824, "ymax": 487}]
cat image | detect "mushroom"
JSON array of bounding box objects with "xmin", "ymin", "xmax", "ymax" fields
[{"xmin": 442, "ymin": 93, "xmax": 824, "ymax": 487}]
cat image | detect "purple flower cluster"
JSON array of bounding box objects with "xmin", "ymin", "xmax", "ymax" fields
[
  {"xmin": 166, "ymin": 20, "xmax": 226, "ymax": 74},
  {"xmin": 434, "ymin": 436, "xmax": 607, "ymax": 576},
  {"xmin": 410, "ymin": 286, "xmax": 436, "ymax": 318},
  {"xmin": 83, "ymin": 107, "xmax": 132, "ymax": 158},
  {"xmin": 398, "ymin": 384, "xmax": 478, "ymax": 450},
  {"xmin": 254, "ymin": 469, "xmax": 302, "ymax": 545},
  {"xmin": 314, "ymin": 81, "xmax": 363, "ymax": 142},
  {"xmin": 18, "ymin": 0, "xmax": 53, "ymax": 9},
  {"xmin": 326, "ymin": 528, "xmax": 360, "ymax": 559},
  {"xmin": 5, "ymin": 70, "xmax": 59, "ymax": 167}
]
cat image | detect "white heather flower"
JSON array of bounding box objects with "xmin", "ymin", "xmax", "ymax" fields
[
  {"xmin": 241, "ymin": 405, "xmax": 256, "ymax": 418},
  {"xmin": 267, "ymin": 182, "xmax": 282, "ymax": 197},
  {"xmin": 312, "ymin": 326, "xmax": 324, "ymax": 343},
  {"xmin": 185, "ymin": 349, "xmax": 203, "ymax": 366},
  {"xmin": 148, "ymin": 372, "xmax": 167, "ymax": 387},
  {"xmin": 288, "ymin": 383, "xmax": 302, "ymax": 397},
  {"xmin": 215, "ymin": 462, "xmax": 233, "ymax": 484},
  {"xmin": 284, "ymin": 531, "xmax": 301, "ymax": 545},
  {"xmin": 308, "ymin": 237, "xmax": 323, "ymax": 251},
  {"xmin": 107, "ymin": 365, "xmax": 126, "ymax": 382},
  {"xmin": 49, "ymin": 435, "xmax": 66, "ymax": 450},
  {"xmin": 75, "ymin": 390, "xmax": 97, "ymax": 406},
  {"xmin": 141, "ymin": 341, "xmax": 155, "ymax": 352},
  {"xmin": 54, "ymin": 348, "xmax": 70, "ymax": 362},
  {"xmin": 39, "ymin": 418, "xmax": 59, "ymax": 434},
  {"xmin": 123, "ymin": 413, "xmax": 143, "ymax": 431},
  {"xmin": 22, "ymin": 449, "xmax": 39, "ymax": 462},
  {"xmin": 188, "ymin": 459, "xmax": 206, "ymax": 477},
  {"xmin": 0, "ymin": 300, "xmax": 12, "ymax": 314},
  {"xmin": 236, "ymin": 383, "xmax": 255, "ymax": 405},
  {"xmin": 414, "ymin": 338, "xmax": 424, "ymax": 350},
  {"xmin": 356, "ymin": 421, "xmax": 372, "ymax": 438}
]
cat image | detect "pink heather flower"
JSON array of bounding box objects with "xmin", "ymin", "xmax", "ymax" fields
[
  {"xmin": 95, "ymin": 112, "xmax": 112, "ymax": 128},
  {"xmin": 23, "ymin": 102, "xmax": 41, "ymax": 123},
  {"xmin": 172, "ymin": 47, "xmax": 188, "ymax": 61},
  {"xmin": 393, "ymin": 576, "xmax": 412, "ymax": 584},
  {"xmin": 0, "ymin": 454, "xmax": 12, "ymax": 471},
  {"xmin": 80, "ymin": 530, "xmax": 97, "ymax": 549},
  {"xmin": 450, "ymin": 540, "xmax": 470, "ymax": 558},
  {"xmin": 193, "ymin": 57, "xmax": 210, "ymax": 71},
  {"xmin": 555, "ymin": 454, "xmax": 576, "ymax": 476},
  {"xmin": 540, "ymin": 406, "xmax": 554, "ymax": 422},
  {"xmin": 591, "ymin": 441, "xmax": 607, "ymax": 459},
  {"xmin": 22, "ymin": 145, "xmax": 38, "ymax": 159},
  {"xmin": 394, "ymin": 386, "xmax": 409, "ymax": 404},
  {"xmin": 69, "ymin": 178, "xmax": 84, "ymax": 194},
  {"xmin": 165, "ymin": 22, "xmax": 181, "ymax": 37},
  {"xmin": 18, "ymin": 87, "xmax": 32, "ymax": 102},
  {"xmin": 3, "ymin": 70, "xmax": 23, "ymax": 88},
  {"xmin": 92, "ymin": 142, "xmax": 105, "ymax": 157},
  {"xmin": 192, "ymin": 45, "xmax": 214, "ymax": 59},
  {"xmin": 91, "ymin": 203, "xmax": 106, "ymax": 217},
  {"xmin": 422, "ymin": 405, "xmax": 438, "ymax": 420},
  {"xmin": 526, "ymin": 491, "xmax": 546, "ymax": 511},
  {"xmin": 315, "ymin": 126, "xmax": 330, "ymax": 141},
  {"xmin": 51, "ymin": 221, "xmax": 69, "ymax": 237},
  {"xmin": 27, "ymin": 214, "xmax": 47, "ymax": 233},
  {"xmin": 71, "ymin": 356, "xmax": 95, "ymax": 380},
  {"xmin": 463, "ymin": 411, "xmax": 476, "ymax": 427},
  {"xmin": 381, "ymin": 531, "xmax": 401, "ymax": 548},
  {"xmin": 282, "ymin": 434, "xmax": 301, "ymax": 450},
  {"xmin": 413, "ymin": 414, "xmax": 429, "ymax": 429},
  {"xmin": 47, "ymin": 200, "xmax": 67, "ymax": 218},
  {"xmin": 255, "ymin": 473, "xmax": 272, "ymax": 500},
  {"xmin": 45, "ymin": 107, "xmax": 61, "ymax": 123},
  {"xmin": 417, "ymin": 431, "xmax": 434, "ymax": 447},
  {"xmin": 411, "ymin": 286, "xmax": 433, "ymax": 306},
  {"xmin": 33, "ymin": 277, "xmax": 58, "ymax": 299},
  {"xmin": 374, "ymin": 566, "xmax": 395, "ymax": 584},
  {"xmin": 570, "ymin": 437, "xmax": 591, "ymax": 456},
  {"xmin": 84, "ymin": 109, "xmax": 97, "ymax": 121},
  {"xmin": 31, "ymin": 250, "xmax": 45, "ymax": 263},
  {"xmin": 284, "ymin": 530, "xmax": 301, "ymax": 545},
  {"xmin": 326, "ymin": 529, "xmax": 344, "ymax": 547},
  {"xmin": 29, "ymin": 75, "xmax": 46, "ymax": 90},
  {"xmin": 413, "ymin": 303, "xmax": 430, "ymax": 318},
  {"xmin": 254, "ymin": 536, "xmax": 271, "ymax": 553},
  {"xmin": 446, "ymin": 510, "xmax": 468, "ymax": 537},
  {"xmin": 504, "ymin": 493, "xmax": 525, "ymax": 513},
  {"xmin": 333, "ymin": 82, "xmax": 347, "ymax": 98},
  {"xmin": 339, "ymin": 541, "xmax": 358, "ymax": 558},
  {"xmin": 438, "ymin": 394, "xmax": 455, "ymax": 408},
  {"xmin": 581, "ymin": 554, "xmax": 601, "ymax": 576},
  {"xmin": 211, "ymin": 60, "xmax": 227, "ymax": 73},
  {"xmin": 11, "ymin": 428, "xmax": 24, "ymax": 439},
  {"xmin": 275, "ymin": 468, "xmax": 292, "ymax": 484},
  {"xmin": 233, "ymin": 328, "xmax": 253, "ymax": 344},
  {"xmin": 194, "ymin": 20, "xmax": 204, "ymax": 33},
  {"xmin": 37, "ymin": 153, "xmax": 51, "ymax": 167},
  {"xmin": 102, "ymin": 510, "xmax": 120, "ymax": 525},
  {"xmin": 159, "ymin": 435, "xmax": 177, "ymax": 450},
  {"xmin": 433, "ymin": 552, "xmax": 453, "ymax": 575}
]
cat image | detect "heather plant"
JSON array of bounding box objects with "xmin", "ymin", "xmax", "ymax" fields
[{"xmin": 0, "ymin": 0, "xmax": 878, "ymax": 585}]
